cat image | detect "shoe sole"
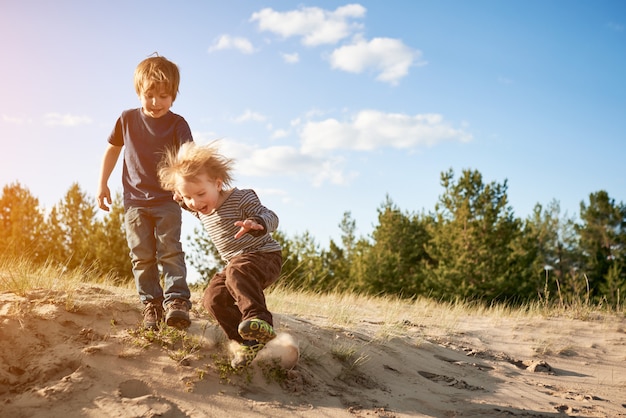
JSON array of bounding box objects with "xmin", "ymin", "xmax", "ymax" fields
[
  {"xmin": 143, "ymin": 321, "xmax": 160, "ymax": 330},
  {"xmin": 238, "ymin": 320, "xmax": 276, "ymax": 343},
  {"xmin": 165, "ymin": 311, "xmax": 191, "ymax": 330},
  {"xmin": 231, "ymin": 344, "xmax": 265, "ymax": 369}
]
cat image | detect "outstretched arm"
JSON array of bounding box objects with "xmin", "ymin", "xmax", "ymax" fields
[{"xmin": 233, "ymin": 219, "xmax": 265, "ymax": 239}]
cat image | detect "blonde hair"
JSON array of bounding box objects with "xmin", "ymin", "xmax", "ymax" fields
[
  {"xmin": 134, "ymin": 55, "xmax": 180, "ymax": 100},
  {"xmin": 159, "ymin": 142, "xmax": 235, "ymax": 192}
]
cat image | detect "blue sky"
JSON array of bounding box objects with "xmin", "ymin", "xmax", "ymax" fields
[{"xmin": 1, "ymin": 1, "xmax": 625, "ymax": 272}]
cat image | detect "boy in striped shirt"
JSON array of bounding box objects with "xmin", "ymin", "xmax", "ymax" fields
[{"xmin": 158, "ymin": 142, "xmax": 282, "ymax": 368}]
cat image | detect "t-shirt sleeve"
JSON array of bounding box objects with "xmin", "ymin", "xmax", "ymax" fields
[
  {"xmin": 108, "ymin": 117, "xmax": 124, "ymax": 146},
  {"xmin": 176, "ymin": 117, "xmax": 194, "ymax": 145}
]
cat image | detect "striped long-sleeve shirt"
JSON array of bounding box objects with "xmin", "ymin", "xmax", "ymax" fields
[{"xmin": 195, "ymin": 188, "xmax": 282, "ymax": 263}]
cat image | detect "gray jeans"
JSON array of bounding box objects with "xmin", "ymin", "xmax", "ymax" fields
[{"xmin": 124, "ymin": 202, "xmax": 190, "ymax": 308}]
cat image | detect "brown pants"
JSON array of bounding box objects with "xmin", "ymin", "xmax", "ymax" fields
[{"xmin": 202, "ymin": 251, "xmax": 282, "ymax": 343}]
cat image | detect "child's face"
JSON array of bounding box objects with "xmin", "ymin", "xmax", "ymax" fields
[
  {"xmin": 176, "ymin": 173, "xmax": 222, "ymax": 215},
  {"xmin": 139, "ymin": 84, "xmax": 173, "ymax": 119}
]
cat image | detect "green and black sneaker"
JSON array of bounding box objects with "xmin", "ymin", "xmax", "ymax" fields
[
  {"xmin": 238, "ymin": 318, "xmax": 276, "ymax": 343},
  {"xmin": 231, "ymin": 340, "xmax": 265, "ymax": 369}
]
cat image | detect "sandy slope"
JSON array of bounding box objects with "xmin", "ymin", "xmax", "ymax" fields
[{"xmin": 1, "ymin": 285, "xmax": 625, "ymax": 418}]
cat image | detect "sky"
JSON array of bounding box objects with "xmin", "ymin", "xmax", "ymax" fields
[{"xmin": 1, "ymin": 1, "xmax": 625, "ymax": 279}]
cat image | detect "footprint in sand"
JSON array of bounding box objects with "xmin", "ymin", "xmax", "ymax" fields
[
  {"xmin": 434, "ymin": 354, "xmax": 495, "ymax": 371},
  {"xmin": 94, "ymin": 380, "xmax": 188, "ymax": 417},
  {"xmin": 117, "ymin": 379, "xmax": 151, "ymax": 398},
  {"xmin": 418, "ymin": 371, "xmax": 484, "ymax": 391}
]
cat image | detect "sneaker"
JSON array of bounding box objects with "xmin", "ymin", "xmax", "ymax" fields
[
  {"xmin": 165, "ymin": 299, "xmax": 191, "ymax": 330},
  {"xmin": 238, "ymin": 318, "xmax": 276, "ymax": 343},
  {"xmin": 231, "ymin": 341, "xmax": 265, "ymax": 369},
  {"xmin": 143, "ymin": 302, "xmax": 163, "ymax": 330}
]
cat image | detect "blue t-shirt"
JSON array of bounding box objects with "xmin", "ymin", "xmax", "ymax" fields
[{"xmin": 108, "ymin": 108, "xmax": 193, "ymax": 207}]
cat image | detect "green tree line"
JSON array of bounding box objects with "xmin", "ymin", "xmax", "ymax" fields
[
  {"xmin": 186, "ymin": 169, "xmax": 626, "ymax": 307},
  {"xmin": 2, "ymin": 168, "xmax": 625, "ymax": 307},
  {"xmin": 0, "ymin": 181, "xmax": 131, "ymax": 282}
]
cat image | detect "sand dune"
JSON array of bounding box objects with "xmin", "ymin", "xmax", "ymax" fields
[{"xmin": 1, "ymin": 285, "xmax": 625, "ymax": 417}]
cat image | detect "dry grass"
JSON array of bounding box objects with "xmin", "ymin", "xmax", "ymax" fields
[
  {"xmin": 0, "ymin": 256, "xmax": 134, "ymax": 292},
  {"xmin": 1, "ymin": 258, "xmax": 622, "ymax": 334},
  {"xmin": 0, "ymin": 257, "xmax": 133, "ymax": 314},
  {"xmin": 267, "ymin": 283, "xmax": 623, "ymax": 340}
]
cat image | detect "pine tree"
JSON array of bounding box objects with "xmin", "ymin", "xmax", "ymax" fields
[
  {"xmin": 359, "ymin": 196, "xmax": 431, "ymax": 297},
  {"xmin": 576, "ymin": 190, "xmax": 626, "ymax": 301},
  {"xmin": 321, "ymin": 211, "xmax": 359, "ymax": 292},
  {"xmin": 522, "ymin": 201, "xmax": 582, "ymax": 303},
  {"xmin": 47, "ymin": 183, "xmax": 99, "ymax": 271},
  {"xmin": 425, "ymin": 169, "xmax": 523, "ymax": 301},
  {"xmin": 0, "ymin": 182, "xmax": 47, "ymax": 263},
  {"xmin": 93, "ymin": 193, "xmax": 132, "ymax": 282}
]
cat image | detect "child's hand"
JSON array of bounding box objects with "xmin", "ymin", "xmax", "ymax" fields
[
  {"xmin": 234, "ymin": 219, "xmax": 264, "ymax": 239},
  {"xmin": 97, "ymin": 186, "xmax": 111, "ymax": 212}
]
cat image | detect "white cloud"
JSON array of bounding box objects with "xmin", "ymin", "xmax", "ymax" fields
[
  {"xmin": 211, "ymin": 139, "xmax": 353, "ymax": 186},
  {"xmin": 2, "ymin": 114, "xmax": 31, "ymax": 124},
  {"xmin": 193, "ymin": 108, "xmax": 471, "ymax": 188},
  {"xmin": 232, "ymin": 109, "xmax": 267, "ymax": 123},
  {"xmin": 250, "ymin": 4, "xmax": 366, "ymax": 46},
  {"xmin": 300, "ymin": 110, "xmax": 472, "ymax": 155},
  {"xmin": 607, "ymin": 22, "xmax": 624, "ymax": 32},
  {"xmin": 311, "ymin": 158, "xmax": 358, "ymax": 187},
  {"xmin": 271, "ymin": 128, "xmax": 290, "ymax": 139},
  {"xmin": 290, "ymin": 117, "xmax": 302, "ymax": 127},
  {"xmin": 238, "ymin": 145, "xmax": 315, "ymax": 176},
  {"xmin": 191, "ymin": 130, "xmax": 222, "ymax": 144},
  {"xmin": 255, "ymin": 187, "xmax": 288, "ymax": 197},
  {"xmin": 253, "ymin": 187, "xmax": 293, "ymax": 204},
  {"xmin": 208, "ymin": 35, "xmax": 256, "ymax": 54},
  {"xmin": 43, "ymin": 113, "xmax": 92, "ymax": 126},
  {"xmin": 249, "ymin": 5, "xmax": 424, "ymax": 84},
  {"xmin": 281, "ymin": 52, "xmax": 300, "ymax": 64},
  {"xmin": 329, "ymin": 37, "xmax": 424, "ymax": 85}
]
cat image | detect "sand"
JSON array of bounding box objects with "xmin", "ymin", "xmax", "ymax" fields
[{"xmin": 1, "ymin": 284, "xmax": 625, "ymax": 417}]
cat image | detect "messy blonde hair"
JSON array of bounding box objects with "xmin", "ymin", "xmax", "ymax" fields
[
  {"xmin": 134, "ymin": 54, "xmax": 180, "ymax": 100},
  {"xmin": 159, "ymin": 142, "xmax": 235, "ymax": 192}
]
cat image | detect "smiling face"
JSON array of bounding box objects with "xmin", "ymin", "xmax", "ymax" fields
[
  {"xmin": 139, "ymin": 83, "xmax": 173, "ymax": 119},
  {"xmin": 176, "ymin": 173, "xmax": 223, "ymax": 215}
]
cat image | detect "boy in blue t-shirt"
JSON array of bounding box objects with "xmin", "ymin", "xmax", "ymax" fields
[{"xmin": 97, "ymin": 55, "xmax": 192, "ymax": 330}]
